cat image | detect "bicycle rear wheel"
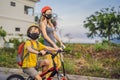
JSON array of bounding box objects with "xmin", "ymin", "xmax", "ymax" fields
[{"xmin": 7, "ymin": 74, "xmax": 25, "ymax": 80}]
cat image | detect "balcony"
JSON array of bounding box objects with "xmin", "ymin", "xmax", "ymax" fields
[{"xmin": 29, "ymin": 0, "xmax": 40, "ymax": 2}]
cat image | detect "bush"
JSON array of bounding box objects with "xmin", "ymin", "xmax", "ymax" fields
[
  {"xmin": 9, "ymin": 38, "xmax": 21, "ymax": 49},
  {"xmin": 94, "ymin": 43, "xmax": 111, "ymax": 51},
  {"xmin": 74, "ymin": 52, "xmax": 82, "ymax": 59},
  {"xmin": 0, "ymin": 48, "xmax": 18, "ymax": 68},
  {"xmin": 38, "ymin": 36, "xmax": 44, "ymax": 44},
  {"xmin": 64, "ymin": 47, "xmax": 73, "ymax": 54}
]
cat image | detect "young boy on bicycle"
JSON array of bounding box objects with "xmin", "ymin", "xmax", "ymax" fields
[{"xmin": 22, "ymin": 25, "xmax": 59, "ymax": 80}]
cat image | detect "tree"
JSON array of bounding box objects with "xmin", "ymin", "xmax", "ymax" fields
[
  {"xmin": 64, "ymin": 33, "xmax": 73, "ymax": 43},
  {"xmin": 84, "ymin": 6, "xmax": 120, "ymax": 41},
  {"xmin": 0, "ymin": 26, "xmax": 7, "ymax": 43}
]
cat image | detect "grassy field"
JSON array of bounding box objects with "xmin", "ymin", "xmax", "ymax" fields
[{"xmin": 0, "ymin": 43, "xmax": 120, "ymax": 79}]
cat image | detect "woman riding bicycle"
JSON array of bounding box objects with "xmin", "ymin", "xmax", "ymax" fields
[{"xmin": 39, "ymin": 6, "xmax": 66, "ymax": 77}]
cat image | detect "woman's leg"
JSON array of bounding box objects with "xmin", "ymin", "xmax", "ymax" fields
[{"xmin": 54, "ymin": 54, "xmax": 61, "ymax": 69}]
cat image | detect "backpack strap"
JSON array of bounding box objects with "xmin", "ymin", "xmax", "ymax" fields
[
  {"xmin": 30, "ymin": 40, "xmax": 39, "ymax": 51},
  {"xmin": 21, "ymin": 40, "xmax": 34, "ymax": 62},
  {"xmin": 22, "ymin": 40, "xmax": 39, "ymax": 60},
  {"xmin": 36, "ymin": 41, "xmax": 39, "ymax": 51}
]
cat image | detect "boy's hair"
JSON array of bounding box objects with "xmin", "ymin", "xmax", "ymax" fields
[{"xmin": 27, "ymin": 25, "xmax": 41, "ymax": 36}]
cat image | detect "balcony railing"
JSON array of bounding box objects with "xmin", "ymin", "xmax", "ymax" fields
[{"xmin": 29, "ymin": 0, "xmax": 40, "ymax": 2}]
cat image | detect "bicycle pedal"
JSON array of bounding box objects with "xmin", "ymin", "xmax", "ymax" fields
[
  {"xmin": 61, "ymin": 77, "xmax": 67, "ymax": 80},
  {"xmin": 42, "ymin": 76, "xmax": 46, "ymax": 80},
  {"xmin": 59, "ymin": 74, "xmax": 64, "ymax": 77}
]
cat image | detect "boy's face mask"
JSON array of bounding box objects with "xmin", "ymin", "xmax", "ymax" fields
[{"xmin": 28, "ymin": 32, "xmax": 39, "ymax": 40}]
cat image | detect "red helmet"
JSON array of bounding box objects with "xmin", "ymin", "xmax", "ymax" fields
[{"xmin": 41, "ymin": 6, "xmax": 52, "ymax": 13}]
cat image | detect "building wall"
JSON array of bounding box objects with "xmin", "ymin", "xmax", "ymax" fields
[
  {"xmin": 0, "ymin": 16, "xmax": 32, "ymax": 40},
  {"xmin": 0, "ymin": 0, "xmax": 35, "ymax": 21},
  {"xmin": 0, "ymin": 0, "xmax": 36, "ymax": 47}
]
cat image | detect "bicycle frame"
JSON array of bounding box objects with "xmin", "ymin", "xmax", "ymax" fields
[
  {"xmin": 7, "ymin": 51, "xmax": 69, "ymax": 80},
  {"xmin": 40, "ymin": 51, "xmax": 61, "ymax": 80}
]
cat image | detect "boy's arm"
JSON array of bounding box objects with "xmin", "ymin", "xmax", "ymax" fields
[
  {"xmin": 27, "ymin": 46, "xmax": 47, "ymax": 56},
  {"xmin": 27, "ymin": 46, "xmax": 39, "ymax": 54}
]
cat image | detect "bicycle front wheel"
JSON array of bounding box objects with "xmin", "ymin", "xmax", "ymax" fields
[
  {"xmin": 7, "ymin": 74, "xmax": 25, "ymax": 80},
  {"xmin": 57, "ymin": 74, "xmax": 70, "ymax": 80},
  {"xmin": 61, "ymin": 76, "xmax": 69, "ymax": 80}
]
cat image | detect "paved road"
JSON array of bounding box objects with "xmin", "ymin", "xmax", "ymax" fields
[
  {"xmin": 0, "ymin": 67, "xmax": 119, "ymax": 80},
  {"xmin": 0, "ymin": 72, "xmax": 11, "ymax": 80},
  {"xmin": 0, "ymin": 71, "xmax": 119, "ymax": 80}
]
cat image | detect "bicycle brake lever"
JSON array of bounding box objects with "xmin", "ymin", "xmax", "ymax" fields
[{"xmin": 57, "ymin": 49, "xmax": 62, "ymax": 53}]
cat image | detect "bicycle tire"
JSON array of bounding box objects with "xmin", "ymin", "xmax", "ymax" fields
[
  {"xmin": 7, "ymin": 74, "xmax": 25, "ymax": 80},
  {"xmin": 27, "ymin": 76, "xmax": 34, "ymax": 80},
  {"xmin": 61, "ymin": 76, "xmax": 69, "ymax": 80}
]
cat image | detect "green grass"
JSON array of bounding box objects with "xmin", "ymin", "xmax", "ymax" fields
[
  {"xmin": 0, "ymin": 43, "xmax": 120, "ymax": 79},
  {"xmin": 64, "ymin": 58, "xmax": 76, "ymax": 74},
  {"xmin": 94, "ymin": 43, "xmax": 111, "ymax": 51}
]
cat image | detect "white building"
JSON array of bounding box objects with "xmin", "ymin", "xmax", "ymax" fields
[{"xmin": 0, "ymin": 0, "xmax": 39, "ymax": 47}]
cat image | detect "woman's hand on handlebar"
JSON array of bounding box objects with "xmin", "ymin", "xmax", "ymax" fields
[{"xmin": 60, "ymin": 43, "xmax": 66, "ymax": 49}]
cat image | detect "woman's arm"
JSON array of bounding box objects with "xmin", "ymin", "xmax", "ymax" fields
[
  {"xmin": 40, "ymin": 22, "xmax": 58, "ymax": 49},
  {"xmin": 53, "ymin": 31, "xmax": 66, "ymax": 48},
  {"xmin": 45, "ymin": 45, "xmax": 57, "ymax": 52}
]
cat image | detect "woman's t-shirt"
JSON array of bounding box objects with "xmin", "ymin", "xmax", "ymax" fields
[{"xmin": 43, "ymin": 26, "xmax": 56, "ymax": 47}]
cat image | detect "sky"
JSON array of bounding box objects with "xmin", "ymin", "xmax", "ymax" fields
[{"xmin": 35, "ymin": 0, "xmax": 120, "ymax": 43}]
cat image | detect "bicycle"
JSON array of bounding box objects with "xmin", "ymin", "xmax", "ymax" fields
[{"xmin": 7, "ymin": 50, "xmax": 70, "ymax": 80}]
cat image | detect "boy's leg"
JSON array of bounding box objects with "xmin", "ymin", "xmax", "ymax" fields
[
  {"xmin": 40, "ymin": 59, "xmax": 50, "ymax": 72},
  {"xmin": 35, "ymin": 74, "xmax": 42, "ymax": 80}
]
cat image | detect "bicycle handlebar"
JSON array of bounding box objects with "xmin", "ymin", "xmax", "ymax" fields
[
  {"xmin": 46, "ymin": 50, "xmax": 64, "ymax": 59},
  {"xmin": 46, "ymin": 50, "xmax": 64, "ymax": 54}
]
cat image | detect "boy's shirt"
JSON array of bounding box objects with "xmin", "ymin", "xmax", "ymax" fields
[{"xmin": 22, "ymin": 40, "xmax": 45, "ymax": 68}]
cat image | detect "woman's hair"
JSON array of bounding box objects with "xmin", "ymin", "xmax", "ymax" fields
[
  {"xmin": 51, "ymin": 19, "xmax": 57, "ymax": 28},
  {"xmin": 27, "ymin": 25, "xmax": 41, "ymax": 36}
]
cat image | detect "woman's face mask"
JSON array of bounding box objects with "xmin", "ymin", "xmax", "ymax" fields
[{"xmin": 44, "ymin": 14, "xmax": 52, "ymax": 19}]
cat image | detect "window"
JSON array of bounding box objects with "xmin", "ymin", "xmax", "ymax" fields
[
  {"xmin": 10, "ymin": 1, "xmax": 16, "ymax": 7},
  {"xmin": 24, "ymin": 5, "xmax": 34, "ymax": 16},
  {"xmin": 15, "ymin": 27, "xmax": 20, "ymax": 32}
]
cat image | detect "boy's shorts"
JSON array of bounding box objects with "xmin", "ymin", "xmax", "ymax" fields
[
  {"xmin": 23, "ymin": 68, "xmax": 38, "ymax": 78},
  {"xmin": 22, "ymin": 60, "xmax": 42, "ymax": 78}
]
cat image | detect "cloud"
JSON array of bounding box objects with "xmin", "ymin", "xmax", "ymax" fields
[{"xmin": 61, "ymin": 37, "xmax": 102, "ymax": 43}]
